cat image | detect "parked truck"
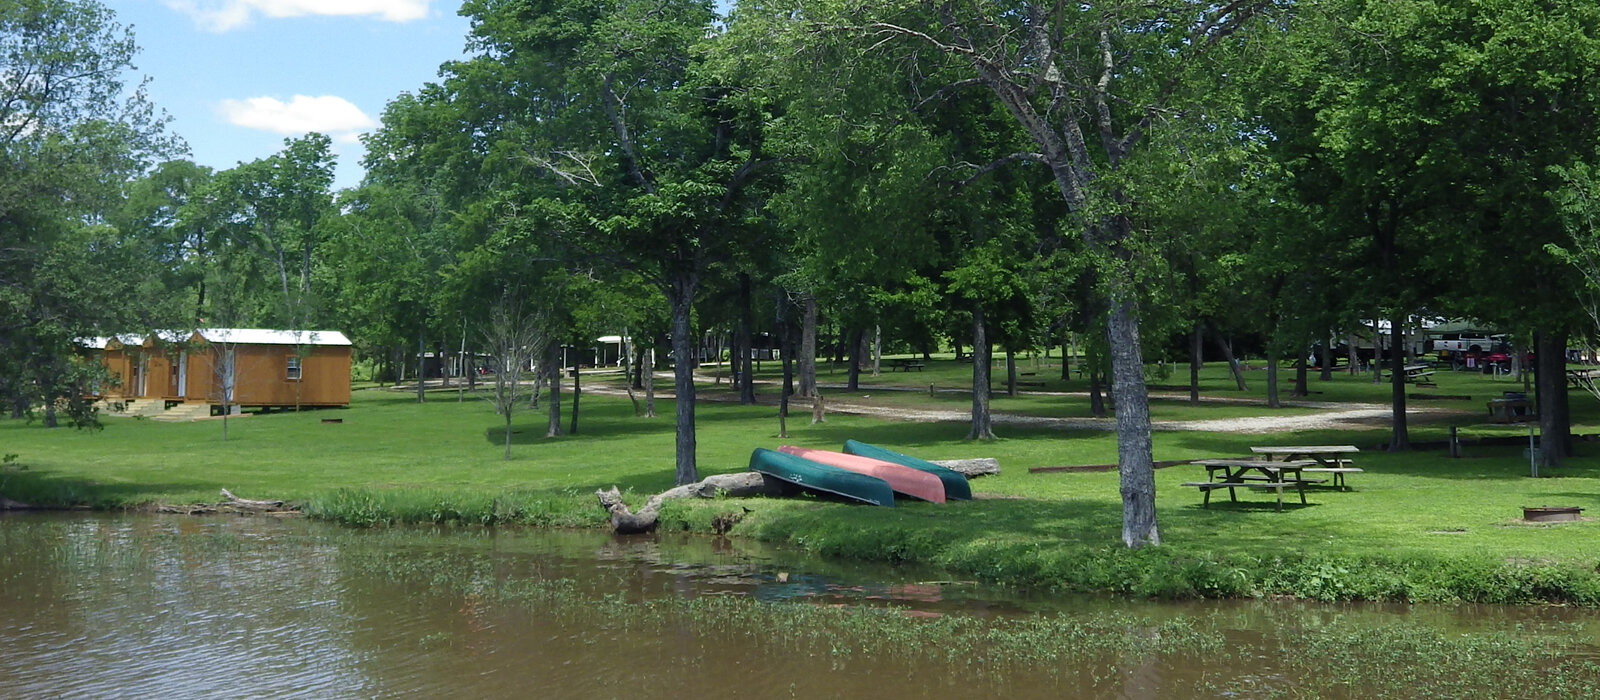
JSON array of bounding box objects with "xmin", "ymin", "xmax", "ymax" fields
[{"xmin": 1427, "ymin": 332, "xmax": 1505, "ymax": 355}]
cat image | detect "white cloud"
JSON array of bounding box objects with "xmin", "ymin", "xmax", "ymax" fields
[
  {"xmin": 219, "ymin": 95, "xmax": 376, "ymax": 143},
  {"xmin": 166, "ymin": 0, "xmax": 432, "ymax": 32}
]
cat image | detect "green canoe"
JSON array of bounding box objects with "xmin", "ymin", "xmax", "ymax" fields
[
  {"xmin": 748, "ymin": 448, "xmax": 895, "ymax": 507},
  {"xmin": 841, "ymin": 439, "xmax": 972, "ymax": 500}
]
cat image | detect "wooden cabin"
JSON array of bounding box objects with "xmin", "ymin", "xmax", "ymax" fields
[
  {"xmin": 186, "ymin": 329, "xmax": 353, "ymax": 409},
  {"xmin": 88, "ymin": 329, "xmax": 352, "ymax": 411},
  {"xmin": 80, "ymin": 335, "xmax": 143, "ymax": 398}
]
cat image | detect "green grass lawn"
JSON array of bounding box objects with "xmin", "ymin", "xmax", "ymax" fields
[{"xmin": 4, "ymin": 366, "xmax": 1598, "ymax": 604}]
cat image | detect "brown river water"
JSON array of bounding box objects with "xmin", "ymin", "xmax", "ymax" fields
[{"xmin": 1, "ymin": 513, "xmax": 1596, "ymax": 699}]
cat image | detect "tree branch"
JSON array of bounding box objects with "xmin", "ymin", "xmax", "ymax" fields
[
  {"xmin": 601, "ymin": 74, "xmax": 655, "ymax": 194},
  {"xmin": 951, "ymin": 152, "xmax": 1049, "ymax": 190}
]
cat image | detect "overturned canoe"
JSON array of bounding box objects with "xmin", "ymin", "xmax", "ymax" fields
[
  {"xmin": 841, "ymin": 439, "xmax": 972, "ymax": 500},
  {"xmin": 747, "ymin": 448, "xmax": 895, "ymax": 507},
  {"xmin": 778, "ymin": 446, "xmax": 946, "ymax": 504}
]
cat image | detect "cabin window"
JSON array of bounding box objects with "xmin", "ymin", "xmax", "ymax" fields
[{"xmin": 286, "ymin": 356, "xmax": 302, "ymax": 381}]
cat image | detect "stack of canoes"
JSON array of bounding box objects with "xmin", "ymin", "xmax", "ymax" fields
[{"xmin": 746, "ymin": 441, "xmax": 972, "ymax": 507}]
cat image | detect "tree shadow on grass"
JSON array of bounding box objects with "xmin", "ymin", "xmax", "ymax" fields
[{"xmin": 1, "ymin": 469, "xmax": 211, "ymax": 508}]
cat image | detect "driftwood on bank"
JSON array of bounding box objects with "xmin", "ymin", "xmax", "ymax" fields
[
  {"xmin": 157, "ymin": 489, "xmax": 299, "ymax": 516},
  {"xmin": 930, "ymin": 458, "xmax": 1000, "ymax": 478},
  {"xmin": 597, "ymin": 472, "xmax": 777, "ymax": 535}
]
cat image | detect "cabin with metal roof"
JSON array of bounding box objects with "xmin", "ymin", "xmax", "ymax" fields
[{"xmin": 88, "ymin": 329, "xmax": 352, "ymax": 413}]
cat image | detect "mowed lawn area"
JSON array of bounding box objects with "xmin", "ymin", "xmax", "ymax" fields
[{"xmin": 4, "ymin": 360, "xmax": 1598, "ymax": 602}]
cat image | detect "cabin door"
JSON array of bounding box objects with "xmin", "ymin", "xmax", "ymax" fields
[{"xmin": 176, "ymin": 353, "xmax": 187, "ymax": 398}]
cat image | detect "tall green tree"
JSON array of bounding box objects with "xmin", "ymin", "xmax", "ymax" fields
[
  {"xmin": 806, "ymin": 0, "xmax": 1278, "ymax": 547},
  {"xmin": 444, "ymin": 0, "xmax": 781, "ymax": 485},
  {"xmin": 191, "ymin": 134, "xmax": 336, "ymax": 329},
  {"xmin": 0, "ymin": 0, "xmax": 180, "ymax": 424},
  {"xmin": 1260, "ymin": 0, "xmax": 1600, "ymax": 460}
]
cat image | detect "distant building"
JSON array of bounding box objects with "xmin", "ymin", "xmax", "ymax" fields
[{"xmin": 85, "ymin": 329, "xmax": 352, "ymax": 412}]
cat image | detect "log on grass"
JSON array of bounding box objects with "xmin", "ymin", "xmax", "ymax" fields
[
  {"xmin": 155, "ymin": 489, "xmax": 297, "ymax": 516},
  {"xmin": 221, "ymin": 488, "xmax": 286, "ymax": 510},
  {"xmin": 597, "ymin": 472, "xmax": 776, "ymax": 534},
  {"xmin": 930, "ymin": 458, "xmax": 1000, "ymax": 478}
]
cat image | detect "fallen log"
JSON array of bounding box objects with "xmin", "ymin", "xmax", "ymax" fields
[
  {"xmin": 930, "ymin": 458, "xmax": 1000, "ymax": 478},
  {"xmin": 220, "ymin": 488, "xmax": 286, "ymax": 510},
  {"xmin": 152, "ymin": 489, "xmax": 298, "ymax": 516},
  {"xmin": 597, "ymin": 472, "xmax": 777, "ymax": 535}
]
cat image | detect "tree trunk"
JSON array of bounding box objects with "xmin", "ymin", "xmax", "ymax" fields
[
  {"xmin": 503, "ymin": 413, "xmax": 514, "ymax": 460},
  {"xmin": 569, "ymin": 360, "xmax": 580, "ymax": 435},
  {"xmin": 1089, "ymin": 365, "xmax": 1107, "ymax": 418},
  {"xmin": 1387, "ymin": 310, "xmax": 1410, "ymax": 451},
  {"xmin": 1106, "ymin": 297, "xmax": 1158, "ymax": 548},
  {"xmin": 846, "ymin": 327, "xmax": 863, "ymax": 392},
  {"xmin": 1537, "ymin": 329, "xmax": 1572, "ymax": 467},
  {"xmin": 416, "ymin": 328, "xmax": 427, "ymax": 403},
  {"xmin": 1292, "ymin": 352, "xmax": 1308, "ymax": 398},
  {"xmin": 643, "ymin": 346, "xmax": 656, "ymax": 418},
  {"xmin": 1006, "ymin": 348, "xmax": 1017, "ymax": 397},
  {"xmin": 546, "ymin": 342, "xmax": 562, "ymax": 438},
  {"xmin": 968, "ymin": 308, "xmax": 995, "ymax": 440},
  {"xmin": 1266, "ymin": 350, "xmax": 1281, "ymax": 408},
  {"xmin": 872, "ymin": 325, "xmax": 882, "ymax": 377},
  {"xmin": 798, "ymin": 293, "xmax": 817, "ymax": 398},
  {"xmin": 437, "ymin": 342, "xmax": 450, "ymax": 388},
  {"xmin": 1347, "ymin": 333, "xmax": 1359, "ymax": 376},
  {"xmin": 1372, "ymin": 318, "xmax": 1385, "ymax": 384},
  {"xmin": 780, "ymin": 323, "xmax": 793, "ymax": 439},
  {"xmin": 1212, "ymin": 331, "xmax": 1248, "ymax": 391},
  {"xmin": 1319, "ymin": 336, "xmax": 1334, "ymax": 381},
  {"xmin": 1062, "ymin": 328, "xmax": 1074, "ymax": 381},
  {"xmin": 669, "ymin": 272, "xmax": 699, "ymax": 485},
  {"xmin": 739, "ymin": 275, "xmax": 756, "ymax": 405},
  {"xmin": 1189, "ymin": 322, "xmax": 1202, "ymax": 405}
]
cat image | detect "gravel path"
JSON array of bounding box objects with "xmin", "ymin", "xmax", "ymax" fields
[
  {"xmin": 552, "ymin": 375, "xmax": 1470, "ymax": 435},
  {"xmin": 780, "ymin": 383, "xmax": 1465, "ymax": 434},
  {"xmin": 823, "ymin": 400, "xmax": 1454, "ymax": 434}
]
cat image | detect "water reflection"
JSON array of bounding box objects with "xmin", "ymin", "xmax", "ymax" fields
[{"xmin": 1, "ymin": 513, "xmax": 1595, "ymax": 699}]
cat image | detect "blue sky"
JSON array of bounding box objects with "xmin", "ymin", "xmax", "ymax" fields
[{"xmin": 108, "ymin": 1, "xmax": 474, "ymax": 189}]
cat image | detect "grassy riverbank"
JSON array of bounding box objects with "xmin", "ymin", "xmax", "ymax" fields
[{"xmin": 3, "ymin": 363, "xmax": 1599, "ymax": 605}]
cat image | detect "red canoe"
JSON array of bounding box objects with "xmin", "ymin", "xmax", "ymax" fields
[{"xmin": 777, "ymin": 446, "xmax": 946, "ymax": 504}]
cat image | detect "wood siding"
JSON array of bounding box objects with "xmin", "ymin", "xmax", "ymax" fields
[
  {"xmin": 96, "ymin": 347, "xmax": 138, "ymax": 399},
  {"xmin": 185, "ymin": 343, "xmax": 350, "ymax": 407}
]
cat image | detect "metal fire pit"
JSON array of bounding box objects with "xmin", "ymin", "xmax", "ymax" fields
[{"xmin": 1522, "ymin": 506, "xmax": 1584, "ymax": 523}]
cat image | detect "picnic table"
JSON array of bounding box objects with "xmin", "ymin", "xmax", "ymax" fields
[
  {"xmin": 1250, "ymin": 445, "xmax": 1363, "ymax": 489},
  {"xmin": 1182, "ymin": 459, "xmax": 1318, "ymax": 511},
  {"xmin": 888, "ymin": 358, "xmax": 926, "ymax": 372},
  {"xmin": 1382, "ymin": 364, "xmax": 1436, "ymax": 386}
]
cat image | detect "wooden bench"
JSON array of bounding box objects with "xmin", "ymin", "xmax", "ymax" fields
[
  {"xmin": 1232, "ymin": 474, "xmax": 1327, "ymax": 485},
  {"xmin": 1300, "ymin": 466, "xmax": 1363, "ymax": 490},
  {"xmin": 890, "ymin": 360, "xmax": 926, "ymax": 372},
  {"xmin": 1181, "ymin": 481, "xmax": 1303, "ymax": 511}
]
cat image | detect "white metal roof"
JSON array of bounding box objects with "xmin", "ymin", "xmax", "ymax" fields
[
  {"xmin": 77, "ymin": 334, "xmax": 144, "ymax": 349},
  {"xmin": 194, "ymin": 328, "xmax": 352, "ymax": 346}
]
